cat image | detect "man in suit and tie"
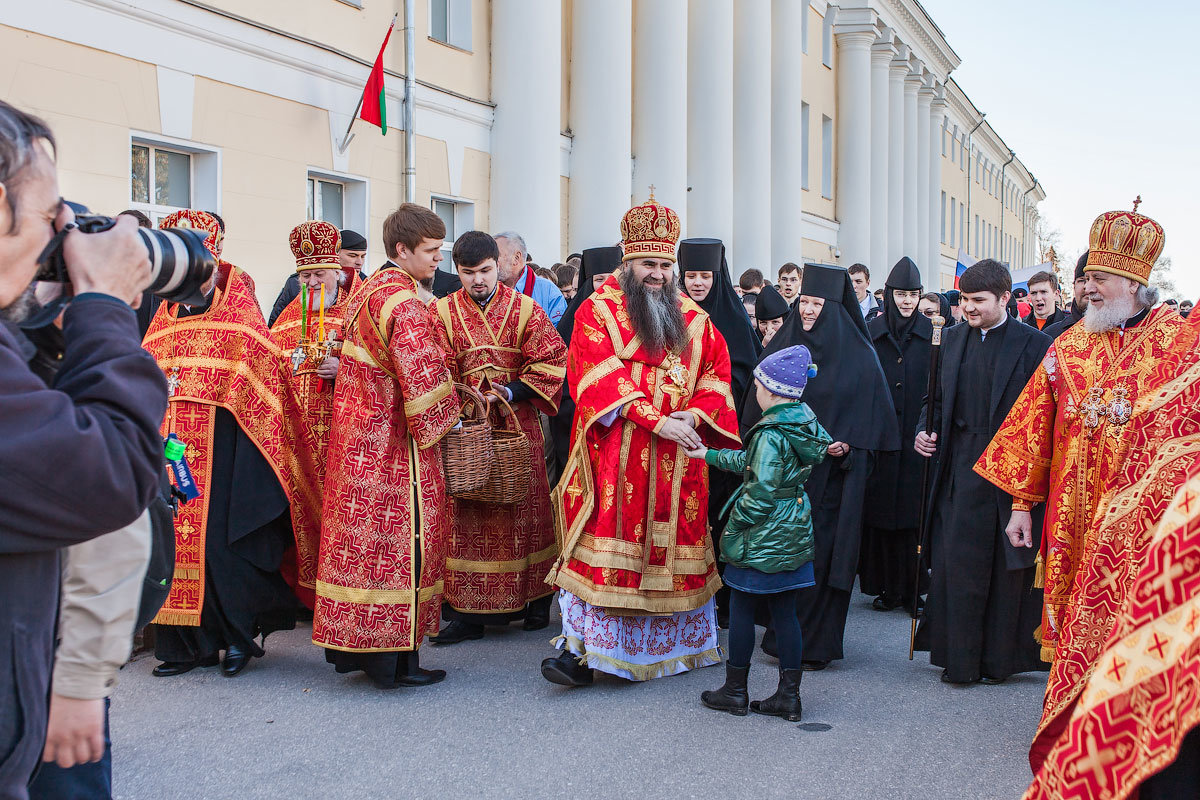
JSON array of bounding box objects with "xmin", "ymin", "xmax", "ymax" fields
[{"xmin": 912, "ymin": 259, "xmax": 1050, "ymax": 686}]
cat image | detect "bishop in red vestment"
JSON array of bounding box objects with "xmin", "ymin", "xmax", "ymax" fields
[
  {"xmin": 312, "ymin": 204, "xmax": 460, "ymax": 689},
  {"xmin": 976, "ymin": 207, "xmax": 1187, "ymax": 662},
  {"xmin": 428, "ymin": 232, "xmax": 567, "ymax": 644},
  {"xmin": 270, "ymin": 221, "xmax": 361, "ymax": 609},
  {"xmin": 143, "ymin": 210, "xmax": 299, "ymax": 678},
  {"xmin": 541, "ymin": 195, "xmax": 740, "ymax": 686}
]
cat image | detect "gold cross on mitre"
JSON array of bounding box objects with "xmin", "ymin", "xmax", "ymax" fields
[
  {"xmin": 1132, "ymin": 194, "xmax": 1142, "ymax": 213},
  {"xmin": 647, "ymin": 184, "xmax": 656, "ymax": 201}
]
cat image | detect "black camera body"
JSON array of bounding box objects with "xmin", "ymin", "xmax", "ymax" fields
[{"xmin": 35, "ymin": 203, "xmax": 215, "ymax": 308}]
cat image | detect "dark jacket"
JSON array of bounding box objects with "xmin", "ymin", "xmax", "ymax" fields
[
  {"xmin": 917, "ymin": 319, "xmax": 1051, "ymax": 570},
  {"xmin": 1022, "ymin": 306, "xmax": 1070, "ymax": 332},
  {"xmin": 1043, "ymin": 302, "xmax": 1084, "ymax": 339},
  {"xmin": 865, "ymin": 312, "xmax": 933, "ymax": 529},
  {"xmin": 0, "ymin": 295, "xmax": 167, "ymax": 798},
  {"xmin": 268, "ymin": 269, "xmax": 372, "ymax": 327},
  {"xmin": 706, "ymin": 402, "xmax": 831, "ymax": 573}
]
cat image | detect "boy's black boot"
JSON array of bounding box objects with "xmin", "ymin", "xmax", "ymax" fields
[
  {"xmin": 701, "ymin": 663, "xmax": 750, "ymax": 715},
  {"xmin": 750, "ymin": 667, "xmax": 803, "ymax": 722}
]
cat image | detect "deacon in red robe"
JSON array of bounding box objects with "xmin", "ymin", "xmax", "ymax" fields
[
  {"xmin": 428, "ymin": 231, "xmax": 567, "ymax": 643},
  {"xmin": 143, "ymin": 210, "xmax": 299, "ymax": 678},
  {"xmin": 540, "ymin": 195, "xmax": 740, "ymax": 686},
  {"xmin": 312, "ymin": 203, "xmax": 460, "ymax": 689},
  {"xmin": 976, "ymin": 206, "xmax": 1187, "ymax": 662},
  {"xmin": 270, "ymin": 220, "xmax": 361, "ymax": 609}
]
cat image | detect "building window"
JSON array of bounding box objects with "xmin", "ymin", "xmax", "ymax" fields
[
  {"xmin": 820, "ymin": 115, "xmax": 833, "ymax": 199},
  {"xmin": 941, "ymin": 123, "xmax": 947, "ymax": 157},
  {"xmin": 940, "ymin": 192, "xmax": 946, "ymax": 243},
  {"xmin": 431, "ymin": 196, "xmax": 475, "ymax": 267},
  {"xmin": 801, "ymin": 0, "xmax": 809, "ymax": 54},
  {"xmin": 821, "ymin": 13, "xmax": 833, "ymax": 68},
  {"xmin": 801, "ymin": 102, "xmax": 810, "ymax": 190},
  {"xmin": 307, "ymin": 177, "xmax": 345, "ymax": 228},
  {"xmin": 430, "ymin": 0, "xmax": 471, "ymax": 51},
  {"xmin": 130, "ymin": 136, "xmax": 219, "ymax": 225},
  {"xmin": 974, "ymin": 215, "xmax": 979, "ymax": 256},
  {"xmin": 960, "ymin": 202, "xmax": 966, "ymax": 248}
]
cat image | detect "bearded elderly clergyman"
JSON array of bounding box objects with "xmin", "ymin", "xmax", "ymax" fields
[
  {"xmin": 975, "ymin": 204, "xmax": 1187, "ymax": 670},
  {"xmin": 540, "ymin": 194, "xmax": 741, "ymax": 687}
]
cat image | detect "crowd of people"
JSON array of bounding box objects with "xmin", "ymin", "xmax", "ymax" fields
[{"xmin": 3, "ymin": 99, "xmax": 1199, "ymax": 800}]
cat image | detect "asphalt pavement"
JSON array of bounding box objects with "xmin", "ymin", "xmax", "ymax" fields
[{"xmin": 112, "ymin": 592, "xmax": 1046, "ymax": 799}]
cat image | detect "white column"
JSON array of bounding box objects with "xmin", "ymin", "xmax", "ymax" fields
[
  {"xmin": 886, "ymin": 47, "xmax": 907, "ymax": 267},
  {"xmin": 902, "ymin": 68, "xmax": 921, "ymax": 259},
  {"xmin": 926, "ymin": 89, "xmax": 946, "ymax": 289},
  {"xmin": 915, "ymin": 79, "xmax": 933, "ymax": 279},
  {"xmin": 567, "ymin": 0, "xmax": 631, "ymax": 254},
  {"xmin": 770, "ymin": 0, "xmax": 805, "ymax": 269},
  {"xmin": 633, "ymin": 0, "xmax": 688, "ymax": 232},
  {"xmin": 490, "ymin": 0, "xmax": 562, "ymax": 262},
  {"xmin": 869, "ymin": 36, "xmax": 894, "ymax": 278},
  {"xmin": 687, "ymin": 0, "xmax": 734, "ymax": 247},
  {"xmin": 834, "ymin": 27, "xmax": 875, "ymax": 269},
  {"xmin": 732, "ymin": 0, "xmax": 772, "ymax": 273}
]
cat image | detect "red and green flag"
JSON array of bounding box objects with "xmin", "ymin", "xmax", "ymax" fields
[{"xmin": 359, "ymin": 15, "xmax": 396, "ymax": 134}]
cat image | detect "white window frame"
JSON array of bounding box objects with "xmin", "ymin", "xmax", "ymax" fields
[
  {"xmin": 940, "ymin": 191, "xmax": 946, "ymax": 243},
  {"xmin": 129, "ymin": 132, "xmax": 221, "ymax": 225},
  {"xmin": 800, "ymin": 102, "xmax": 810, "ymax": 190},
  {"xmin": 306, "ymin": 167, "xmax": 370, "ymax": 262},
  {"xmin": 430, "ymin": 195, "xmax": 475, "ymax": 272},
  {"xmin": 821, "ymin": 13, "xmax": 833, "ymax": 68},
  {"xmin": 801, "ymin": 0, "xmax": 810, "ymax": 54},
  {"xmin": 949, "ymin": 196, "xmax": 956, "ymax": 247},
  {"xmin": 429, "ymin": 0, "xmax": 472, "ymax": 52},
  {"xmin": 820, "ymin": 114, "xmax": 833, "ymax": 199}
]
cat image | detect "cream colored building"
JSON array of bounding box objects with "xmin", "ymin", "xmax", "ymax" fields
[{"xmin": 1, "ymin": 0, "xmax": 1044, "ymax": 305}]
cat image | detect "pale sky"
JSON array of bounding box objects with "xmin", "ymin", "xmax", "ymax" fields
[{"xmin": 918, "ymin": 0, "xmax": 1200, "ymax": 299}]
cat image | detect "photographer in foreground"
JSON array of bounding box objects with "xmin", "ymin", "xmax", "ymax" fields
[{"xmin": 0, "ymin": 101, "xmax": 167, "ymax": 799}]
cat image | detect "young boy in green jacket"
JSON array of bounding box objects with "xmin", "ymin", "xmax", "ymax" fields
[{"xmin": 685, "ymin": 345, "xmax": 831, "ymax": 720}]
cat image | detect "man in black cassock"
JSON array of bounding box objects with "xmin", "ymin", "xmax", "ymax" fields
[
  {"xmin": 913, "ymin": 259, "xmax": 1050, "ymax": 685},
  {"xmin": 678, "ymin": 238, "xmax": 761, "ymax": 624},
  {"xmin": 1043, "ymin": 251, "xmax": 1088, "ymax": 340},
  {"xmin": 744, "ymin": 264, "xmax": 899, "ymax": 669},
  {"xmin": 859, "ymin": 257, "xmax": 932, "ymax": 613}
]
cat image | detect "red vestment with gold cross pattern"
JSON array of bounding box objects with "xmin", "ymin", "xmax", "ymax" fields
[
  {"xmin": 270, "ymin": 271, "xmax": 361, "ymax": 604},
  {"xmin": 547, "ymin": 274, "xmax": 740, "ymax": 615},
  {"xmin": 975, "ymin": 305, "xmax": 1188, "ymax": 661},
  {"xmin": 312, "ymin": 267, "xmax": 460, "ymax": 653},
  {"xmin": 431, "ymin": 282, "xmax": 567, "ymax": 613},
  {"xmin": 142, "ymin": 265, "xmax": 297, "ymax": 627},
  {"xmin": 1024, "ymin": 308, "xmax": 1200, "ymax": 781}
]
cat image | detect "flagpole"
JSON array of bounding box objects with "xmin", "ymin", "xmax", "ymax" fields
[{"xmin": 338, "ymin": 12, "xmax": 398, "ymax": 155}]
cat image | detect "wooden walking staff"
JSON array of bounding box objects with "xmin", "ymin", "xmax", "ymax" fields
[{"xmin": 909, "ymin": 313, "xmax": 946, "ymax": 659}]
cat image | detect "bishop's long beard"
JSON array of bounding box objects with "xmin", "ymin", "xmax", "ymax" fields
[
  {"xmin": 619, "ymin": 268, "xmax": 687, "ymax": 356},
  {"xmin": 1083, "ymin": 292, "xmax": 1136, "ymax": 333}
]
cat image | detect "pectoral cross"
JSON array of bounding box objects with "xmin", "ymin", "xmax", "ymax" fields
[
  {"xmin": 290, "ymin": 345, "xmax": 306, "ymax": 375},
  {"xmin": 1080, "ymin": 387, "xmax": 1107, "ymax": 435},
  {"xmin": 166, "ymin": 368, "xmax": 180, "ymax": 398}
]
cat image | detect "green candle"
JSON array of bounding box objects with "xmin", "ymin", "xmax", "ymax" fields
[{"xmin": 300, "ymin": 282, "xmax": 308, "ymax": 341}]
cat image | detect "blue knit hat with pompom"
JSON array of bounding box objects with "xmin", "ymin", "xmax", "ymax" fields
[{"xmin": 753, "ymin": 345, "xmax": 818, "ymax": 400}]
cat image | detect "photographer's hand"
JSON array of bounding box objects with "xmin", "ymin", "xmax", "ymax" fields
[{"xmin": 62, "ymin": 211, "xmax": 152, "ymax": 307}]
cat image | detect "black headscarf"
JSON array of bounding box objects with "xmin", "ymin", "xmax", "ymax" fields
[
  {"xmin": 935, "ymin": 292, "xmax": 953, "ymax": 323},
  {"xmin": 556, "ymin": 245, "xmax": 621, "ymax": 344},
  {"xmin": 678, "ymin": 238, "xmax": 761, "ymax": 403},
  {"xmin": 754, "ymin": 284, "xmax": 790, "ymax": 322},
  {"xmin": 883, "ymin": 257, "xmax": 923, "ymax": 344},
  {"xmin": 742, "ymin": 264, "xmax": 899, "ymax": 452}
]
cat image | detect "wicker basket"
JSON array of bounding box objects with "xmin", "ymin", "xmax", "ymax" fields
[
  {"xmin": 442, "ymin": 383, "xmax": 496, "ymax": 498},
  {"xmin": 458, "ymin": 392, "xmax": 531, "ymax": 504}
]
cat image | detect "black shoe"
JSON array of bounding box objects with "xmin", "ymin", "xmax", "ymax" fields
[
  {"xmin": 701, "ymin": 663, "xmax": 750, "ymax": 716},
  {"xmin": 394, "ymin": 652, "xmax": 446, "ymax": 687},
  {"xmin": 750, "ymin": 667, "xmax": 803, "ymax": 722},
  {"xmin": 221, "ymin": 644, "xmax": 251, "ymax": 677},
  {"xmin": 430, "ymin": 620, "xmax": 485, "ymax": 645},
  {"xmin": 979, "ymin": 674, "xmax": 1006, "ymax": 685},
  {"xmin": 153, "ymin": 653, "xmax": 218, "ymax": 677},
  {"xmin": 522, "ymin": 606, "xmax": 551, "ymax": 632},
  {"xmin": 940, "ymin": 669, "xmax": 979, "ymax": 685},
  {"xmin": 872, "ymin": 595, "xmax": 902, "ymax": 611},
  {"xmin": 540, "ymin": 650, "xmax": 594, "ymax": 687},
  {"xmin": 800, "ymin": 659, "xmax": 829, "ymax": 671},
  {"xmin": 760, "ymin": 628, "xmax": 778, "ymax": 658}
]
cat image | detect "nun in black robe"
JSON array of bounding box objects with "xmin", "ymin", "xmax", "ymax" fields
[
  {"xmin": 858, "ymin": 258, "xmax": 932, "ymax": 613},
  {"xmin": 743, "ymin": 264, "xmax": 899, "ymax": 668},
  {"xmin": 754, "ymin": 284, "xmax": 791, "ymax": 345},
  {"xmin": 550, "ymin": 246, "xmax": 622, "ymax": 477},
  {"xmin": 678, "ymin": 239, "xmax": 762, "ymax": 625}
]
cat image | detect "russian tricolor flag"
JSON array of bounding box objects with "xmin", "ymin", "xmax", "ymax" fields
[{"xmin": 954, "ymin": 250, "xmax": 977, "ymax": 288}]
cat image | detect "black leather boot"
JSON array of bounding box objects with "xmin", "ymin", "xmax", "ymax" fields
[
  {"xmin": 394, "ymin": 650, "xmax": 447, "ymax": 687},
  {"xmin": 152, "ymin": 653, "xmax": 218, "ymax": 677},
  {"xmin": 430, "ymin": 620, "xmax": 485, "ymax": 645},
  {"xmin": 750, "ymin": 667, "xmax": 803, "ymax": 722},
  {"xmin": 700, "ymin": 663, "xmax": 749, "ymax": 716},
  {"xmin": 221, "ymin": 644, "xmax": 251, "ymax": 677},
  {"xmin": 540, "ymin": 650, "xmax": 594, "ymax": 686}
]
